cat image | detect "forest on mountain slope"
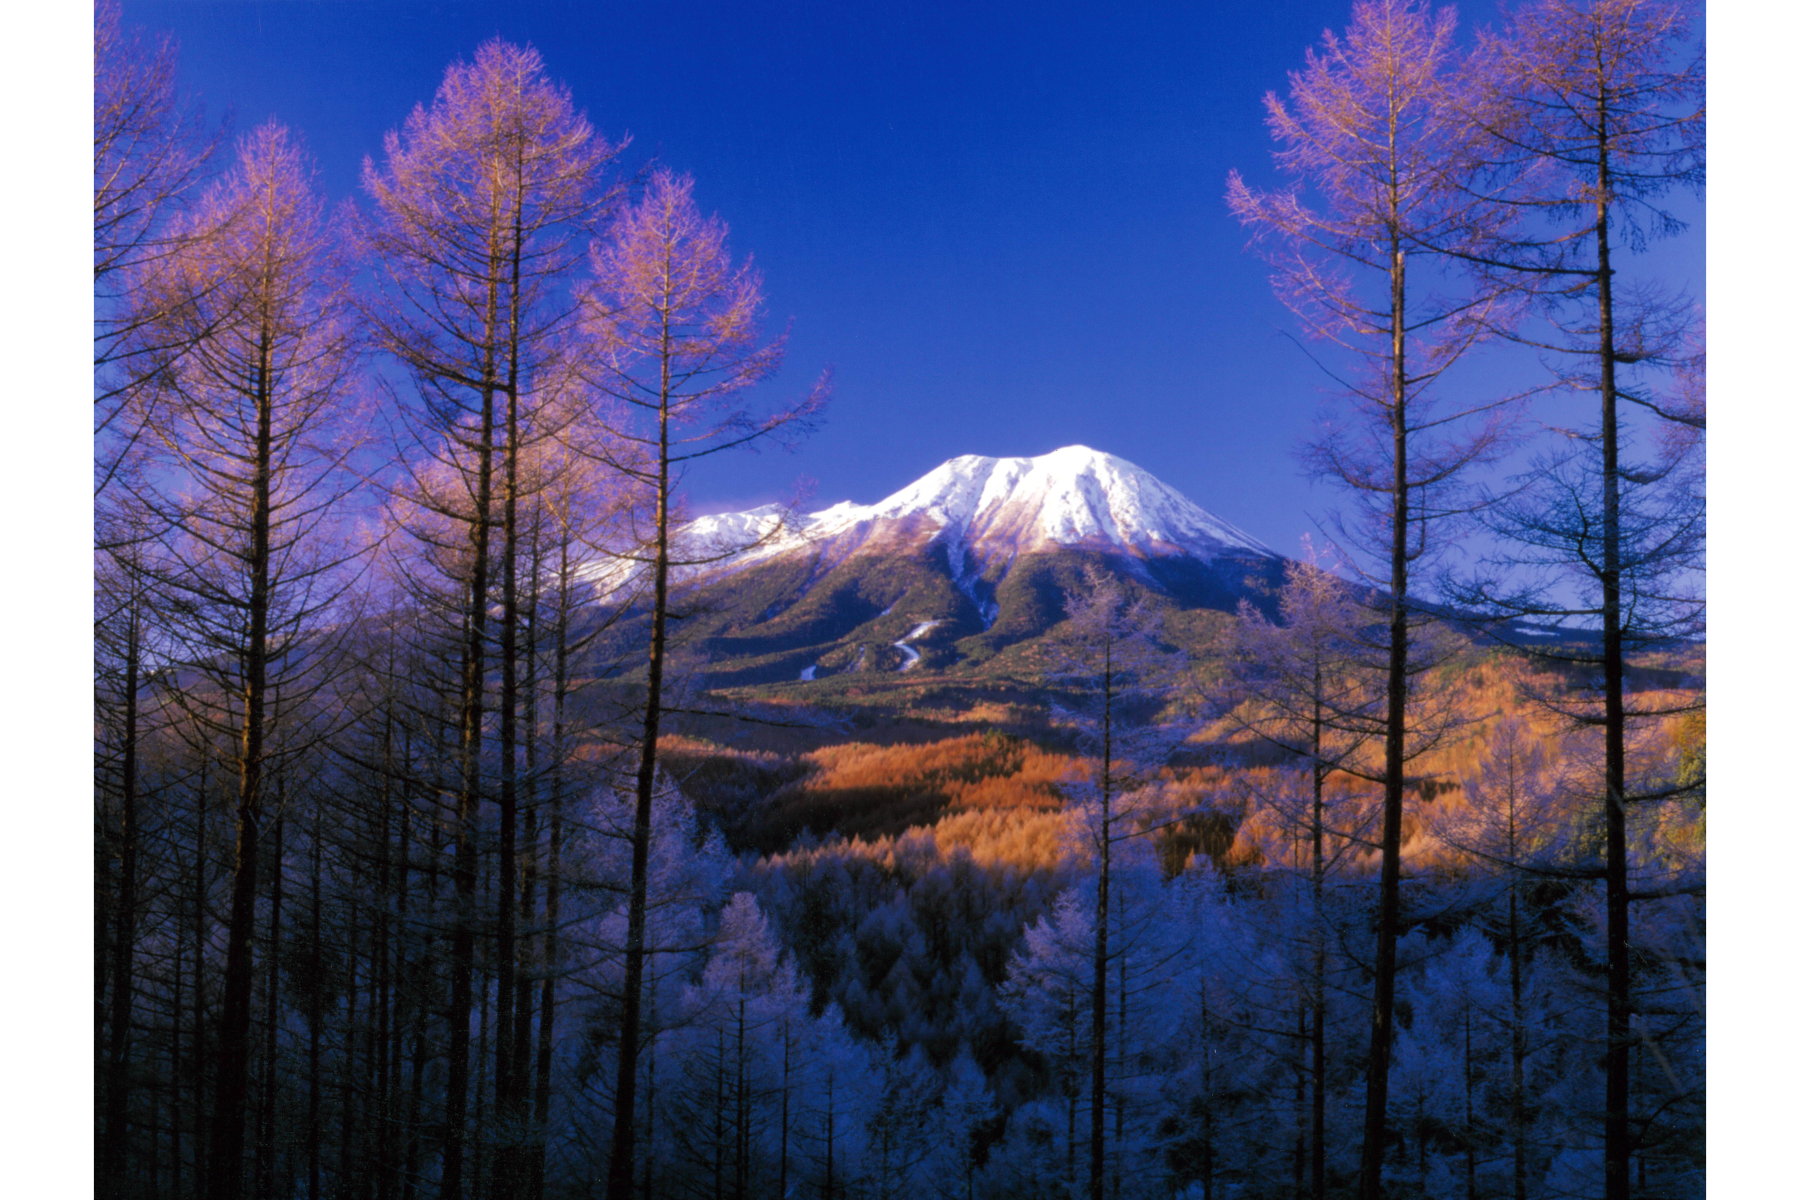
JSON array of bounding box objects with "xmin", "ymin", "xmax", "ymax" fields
[{"xmin": 94, "ymin": 1, "xmax": 1704, "ymax": 1198}]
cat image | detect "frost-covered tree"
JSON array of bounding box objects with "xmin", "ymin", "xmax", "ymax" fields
[
  {"xmin": 1390, "ymin": 930, "xmax": 1511, "ymax": 1200},
  {"xmin": 556, "ymin": 769, "xmax": 732, "ymax": 1189},
  {"xmin": 788, "ymin": 1005, "xmax": 877, "ymax": 1200},
  {"xmin": 1001, "ymin": 847, "xmax": 1203, "ymax": 1199},
  {"xmin": 919, "ymin": 1050, "xmax": 1000, "ymax": 1200},
  {"xmin": 1001, "ymin": 888, "xmax": 1093, "ymax": 1191},
  {"xmin": 660, "ymin": 891, "xmax": 811, "ymax": 1197},
  {"xmin": 863, "ymin": 1035, "xmax": 940, "ymax": 1200},
  {"xmin": 1039, "ymin": 565, "xmax": 1193, "ymax": 1198},
  {"xmin": 1431, "ymin": 716, "xmax": 1574, "ymax": 1200},
  {"xmin": 1217, "ymin": 547, "xmax": 1387, "ymax": 1199}
]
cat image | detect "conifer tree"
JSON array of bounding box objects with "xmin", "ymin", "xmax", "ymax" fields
[
  {"xmin": 1226, "ymin": 4, "xmax": 1517, "ymax": 1192},
  {"xmin": 1043, "ymin": 565, "xmax": 1190, "ymax": 1200},
  {"xmin": 1218, "ymin": 549, "xmax": 1387, "ymax": 1200},
  {"xmin": 1454, "ymin": 6, "xmax": 1704, "ymax": 1192},
  {"xmin": 361, "ymin": 42, "xmax": 621, "ymax": 1196},
  {"xmin": 1432, "ymin": 715, "xmax": 1570, "ymax": 1200},
  {"xmin": 576, "ymin": 166, "xmax": 828, "ymax": 1199},
  {"xmin": 125, "ymin": 121, "xmax": 362, "ymax": 1200}
]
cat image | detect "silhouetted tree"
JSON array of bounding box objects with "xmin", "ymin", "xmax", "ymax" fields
[
  {"xmin": 128, "ymin": 120, "xmax": 362, "ymax": 1200},
  {"xmin": 576, "ymin": 166, "xmax": 828, "ymax": 1200},
  {"xmin": 361, "ymin": 40, "xmax": 622, "ymax": 1197}
]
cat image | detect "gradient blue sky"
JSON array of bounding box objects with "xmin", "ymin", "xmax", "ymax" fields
[{"xmin": 120, "ymin": 0, "xmax": 1703, "ymax": 560}]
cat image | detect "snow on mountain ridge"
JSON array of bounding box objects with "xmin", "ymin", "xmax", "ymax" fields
[
  {"xmin": 585, "ymin": 446, "xmax": 1274, "ymax": 596},
  {"xmin": 718, "ymin": 445, "xmax": 1268, "ymax": 560}
]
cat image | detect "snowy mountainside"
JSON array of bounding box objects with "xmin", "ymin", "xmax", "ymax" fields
[
  {"xmin": 578, "ymin": 446, "xmax": 1291, "ymax": 688},
  {"xmin": 674, "ymin": 444, "xmax": 1275, "ymax": 583}
]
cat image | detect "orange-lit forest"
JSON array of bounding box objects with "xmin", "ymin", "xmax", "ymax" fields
[{"xmin": 93, "ymin": 2, "xmax": 1704, "ymax": 1199}]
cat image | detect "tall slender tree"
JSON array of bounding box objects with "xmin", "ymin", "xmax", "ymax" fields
[
  {"xmin": 1432, "ymin": 714, "xmax": 1571, "ymax": 1200},
  {"xmin": 362, "ymin": 41, "xmax": 621, "ymax": 1198},
  {"xmin": 1456, "ymin": 7, "xmax": 1704, "ymax": 1193},
  {"xmin": 94, "ymin": 523, "xmax": 159, "ymax": 1197},
  {"xmin": 94, "ymin": 0, "xmax": 220, "ymax": 498},
  {"xmin": 1227, "ymin": 3, "xmax": 1515, "ymax": 1194},
  {"xmin": 1218, "ymin": 550, "xmax": 1385, "ymax": 1200},
  {"xmin": 578, "ymin": 166, "xmax": 828, "ymax": 1200},
  {"xmin": 127, "ymin": 120, "xmax": 363, "ymax": 1200},
  {"xmin": 1044, "ymin": 565, "xmax": 1190, "ymax": 1200}
]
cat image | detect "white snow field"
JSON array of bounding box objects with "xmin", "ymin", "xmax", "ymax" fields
[{"xmin": 582, "ymin": 446, "xmax": 1275, "ymax": 599}]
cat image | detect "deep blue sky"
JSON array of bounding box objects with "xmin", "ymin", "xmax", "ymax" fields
[{"xmin": 120, "ymin": 0, "xmax": 1703, "ymax": 559}]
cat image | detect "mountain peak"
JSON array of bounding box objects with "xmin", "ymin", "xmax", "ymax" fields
[
  {"xmin": 863, "ymin": 445, "xmax": 1273, "ymax": 562},
  {"xmin": 583, "ymin": 444, "xmax": 1288, "ymax": 682},
  {"xmin": 594, "ymin": 445, "xmax": 1275, "ymax": 603}
]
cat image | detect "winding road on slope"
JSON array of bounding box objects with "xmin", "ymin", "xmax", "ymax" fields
[{"xmin": 894, "ymin": 620, "xmax": 942, "ymax": 671}]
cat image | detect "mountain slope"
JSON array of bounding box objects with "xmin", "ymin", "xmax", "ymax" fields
[{"xmin": 589, "ymin": 446, "xmax": 1287, "ymax": 689}]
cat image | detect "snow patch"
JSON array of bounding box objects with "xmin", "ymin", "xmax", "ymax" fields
[{"xmin": 799, "ymin": 664, "xmax": 818, "ymax": 681}]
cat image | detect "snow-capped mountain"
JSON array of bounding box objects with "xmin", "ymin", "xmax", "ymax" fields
[
  {"xmin": 678, "ymin": 444, "xmax": 1274, "ymax": 585},
  {"xmin": 586, "ymin": 446, "xmax": 1286, "ymax": 686}
]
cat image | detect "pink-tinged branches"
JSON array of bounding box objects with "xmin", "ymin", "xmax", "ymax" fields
[
  {"xmin": 584, "ymin": 170, "xmax": 827, "ymax": 456},
  {"xmin": 135, "ymin": 121, "xmax": 365, "ymax": 653},
  {"xmin": 1227, "ymin": 1, "xmax": 1522, "ymax": 579},
  {"xmin": 579, "ymin": 167, "xmax": 831, "ymax": 566},
  {"xmin": 1468, "ymin": 0, "xmax": 1703, "ymax": 256},
  {"xmin": 361, "ymin": 37, "xmax": 625, "ymax": 480},
  {"xmin": 1233, "ymin": 0, "xmax": 1464, "ymax": 260},
  {"xmin": 1226, "ymin": 0, "xmax": 1501, "ymax": 367},
  {"xmin": 94, "ymin": 0, "xmax": 225, "ymax": 495}
]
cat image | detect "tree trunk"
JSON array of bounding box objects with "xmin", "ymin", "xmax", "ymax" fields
[
  {"xmin": 173, "ymin": 883, "xmax": 185, "ymax": 1200},
  {"xmin": 443, "ymin": 344, "xmax": 495, "ymax": 1200},
  {"xmin": 473, "ymin": 970, "xmax": 490, "ymax": 1197},
  {"xmin": 606, "ymin": 360, "xmax": 675, "ymax": 1200},
  {"xmin": 195, "ymin": 760, "xmax": 212, "ymax": 1200},
  {"xmin": 1311, "ymin": 695, "xmax": 1327, "ymax": 1200},
  {"xmin": 1089, "ymin": 647, "xmax": 1112, "ymax": 1200},
  {"xmin": 375, "ymin": 734, "xmax": 395, "ymax": 1200},
  {"xmin": 309, "ymin": 809, "xmax": 323, "ymax": 1200},
  {"xmin": 494, "ymin": 211, "xmax": 525, "ymax": 1194},
  {"xmin": 101, "ymin": 602, "xmax": 141, "ymax": 1197},
  {"xmin": 390, "ymin": 754, "xmax": 414, "ymax": 1200},
  {"xmin": 1594, "ymin": 107, "xmax": 1633, "ymax": 1200},
  {"xmin": 402, "ymin": 808, "xmax": 438, "ymax": 1200},
  {"xmin": 512, "ymin": 535, "xmax": 540, "ymax": 1194},
  {"xmin": 1358, "ymin": 235, "xmax": 1409, "ymax": 1200},
  {"xmin": 1295, "ymin": 1006, "xmax": 1307, "ymax": 1200},
  {"xmin": 342, "ymin": 907, "xmax": 361, "ymax": 1196},
  {"xmin": 779, "ymin": 1019, "xmax": 791, "ymax": 1200},
  {"xmin": 530, "ymin": 545, "xmax": 572, "ymax": 1200},
  {"xmin": 256, "ymin": 812, "xmax": 285, "ymax": 1200},
  {"xmin": 211, "ymin": 328, "xmax": 276, "ymax": 1200}
]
